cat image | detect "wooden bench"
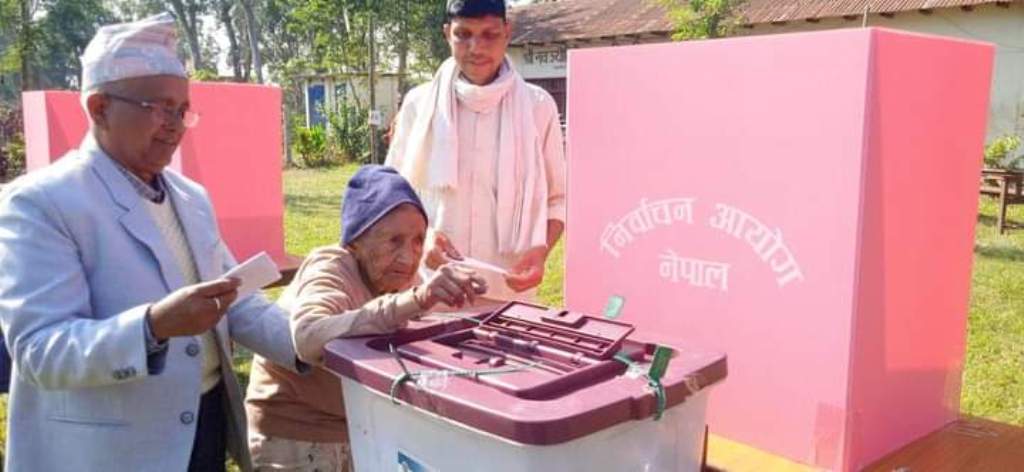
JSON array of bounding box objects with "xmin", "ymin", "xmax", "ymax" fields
[
  {"xmin": 702, "ymin": 416, "xmax": 1024, "ymax": 471},
  {"xmin": 979, "ymin": 168, "xmax": 1024, "ymax": 234},
  {"xmin": 865, "ymin": 416, "xmax": 1024, "ymax": 471}
]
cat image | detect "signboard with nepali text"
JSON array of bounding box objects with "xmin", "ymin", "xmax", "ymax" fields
[{"xmin": 566, "ymin": 28, "xmax": 993, "ymax": 470}]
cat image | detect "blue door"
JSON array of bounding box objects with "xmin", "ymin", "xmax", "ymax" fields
[{"xmin": 307, "ymin": 83, "xmax": 326, "ymax": 128}]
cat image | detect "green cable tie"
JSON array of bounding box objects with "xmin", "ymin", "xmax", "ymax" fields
[
  {"xmin": 649, "ymin": 379, "xmax": 667, "ymax": 420},
  {"xmin": 389, "ymin": 372, "xmax": 413, "ymax": 405},
  {"xmin": 614, "ymin": 350, "xmax": 667, "ymax": 421},
  {"xmin": 648, "ymin": 345, "xmax": 673, "ymax": 382}
]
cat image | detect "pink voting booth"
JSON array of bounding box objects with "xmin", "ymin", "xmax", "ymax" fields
[
  {"xmin": 22, "ymin": 82, "xmax": 291, "ymax": 269},
  {"xmin": 565, "ymin": 28, "xmax": 993, "ymax": 470}
]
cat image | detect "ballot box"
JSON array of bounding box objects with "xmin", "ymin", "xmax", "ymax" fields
[
  {"xmin": 21, "ymin": 82, "xmax": 288, "ymax": 265},
  {"xmin": 323, "ymin": 302, "xmax": 727, "ymax": 471},
  {"xmin": 564, "ymin": 28, "xmax": 993, "ymax": 470}
]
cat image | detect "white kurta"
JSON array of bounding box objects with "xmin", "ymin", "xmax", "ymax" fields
[{"xmin": 387, "ymin": 74, "xmax": 566, "ymax": 302}]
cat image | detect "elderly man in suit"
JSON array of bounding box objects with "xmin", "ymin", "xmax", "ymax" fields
[{"xmin": 0, "ymin": 13, "xmax": 300, "ymax": 472}]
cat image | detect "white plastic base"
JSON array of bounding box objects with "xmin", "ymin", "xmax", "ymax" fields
[{"xmin": 341, "ymin": 377, "xmax": 710, "ymax": 472}]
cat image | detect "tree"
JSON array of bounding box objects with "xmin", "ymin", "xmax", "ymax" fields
[
  {"xmin": 656, "ymin": 0, "xmax": 746, "ymax": 40},
  {"xmin": 0, "ymin": 0, "xmax": 116, "ymax": 98},
  {"xmin": 0, "ymin": 0, "xmax": 24, "ymax": 99},
  {"xmin": 168, "ymin": 0, "xmax": 211, "ymax": 71},
  {"xmin": 34, "ymin": 0, "xmax": 118, "ymax": 89},
  {"xmin": 0, "ymin": 0, "xmax": 42, "ymax": 94},
  {"xmin": 376, "ymin": 0, "xmax": 449, "ymax": 91},
  {"xmin": 216, "ymin": 0, "xmax": 243, "ymax": 81},
  {"xmin": 17, "ymin": 0, "xmax": 33, "ymax": 90},
  {"xmin": 406, "ymin": 1, "xmax": 449, "ymax": 78},
  {"xmin": 232, "ymin": 0, "xmax": 459, "ymax": 164},
  {"xmin": 237, "ymin": 0, "xmax": 263, "ymax": 82}
]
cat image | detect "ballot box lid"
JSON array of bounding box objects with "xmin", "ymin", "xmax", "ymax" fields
[{"xmin": 324, "ymin": 302, "xmax": 727, "ymax": 445}]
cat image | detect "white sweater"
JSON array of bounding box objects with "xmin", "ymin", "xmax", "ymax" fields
[{"xmin": 144, "ymin": 198, "xmax": 221, "ymax": 393}]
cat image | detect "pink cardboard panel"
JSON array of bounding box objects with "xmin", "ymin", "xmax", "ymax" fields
[
  {"xmin": 176, "ymin": 83, "xmax": 285, "ymax": 262},
  {"xmin": 21, "ymin": 83, "xmax": 286, "ymax": 263},
  {"xmin": 565, "ymin": 28, "xmax": 992, "ymax": 470},
  {"xmin": 22, "ymin": 91, "xmax": 88, "ymax": 170},
  {"xmin": 845, "ymin": 29, "xmax": 993, "ymax": 470}
]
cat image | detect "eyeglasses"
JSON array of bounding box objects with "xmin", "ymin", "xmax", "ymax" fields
[{"xmin": 105, "ymin": 93, "xmax": 200, "ymax": 129}]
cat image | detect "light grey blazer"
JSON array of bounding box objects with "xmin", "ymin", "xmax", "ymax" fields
[{"xmin": 0, "ymin": 137, "xmax": 297, "ymax": 471}]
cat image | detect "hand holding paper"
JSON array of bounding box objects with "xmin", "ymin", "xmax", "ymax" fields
[
  {"xmin": 454, "ymin": 256, "xmax": 510, "ymax": 277},
  {"xmin": 223, "ymin": 251, "xmax": 282, "ymax": 303},
  {"xmin": 505, "ymin": 246, "xmax": 549, "ymax": 293}
]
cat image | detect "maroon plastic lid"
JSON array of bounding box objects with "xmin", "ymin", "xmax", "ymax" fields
[{"xmin": 323, "ymin": 302, "xmax": 727, "ymax": 446}]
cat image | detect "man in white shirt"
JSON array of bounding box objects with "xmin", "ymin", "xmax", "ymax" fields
[{"xmin": 386, "ymin": 0, "xmax": 566, "ymax": 303}]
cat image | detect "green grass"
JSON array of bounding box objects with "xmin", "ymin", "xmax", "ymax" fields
[
  {"xmin": 2, "ymin": 167, "xmax": 1022, "ymax": 468},
  {"xmin": 280, "ymin": 166, "xmax": 360, "ymax": 256},
  {"xmin": 960, "ymin": 198, "xmax": 1024, "ymax": 425}
]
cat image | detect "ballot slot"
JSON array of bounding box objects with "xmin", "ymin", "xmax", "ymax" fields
[{"xmin": 389, "ymin": 302, "xmax": 641, "ymax": 399}]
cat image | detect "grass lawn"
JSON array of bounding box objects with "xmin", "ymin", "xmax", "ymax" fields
[
  {"xmin": 1, "ymin": 165, "xmax": 1021, "ymax": 466},
  {"xmin": 961, "ymin": 197, "xmax": 1024, "ymax": 424}
]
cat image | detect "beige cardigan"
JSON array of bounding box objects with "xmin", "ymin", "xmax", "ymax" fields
[{"xmin": 245, "ymin": 245, "xmax": 421, "ymax": 443}]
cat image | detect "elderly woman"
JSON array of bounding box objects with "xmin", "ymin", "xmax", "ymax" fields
[{"xmin": 245, "ymin": 165, "xmax": 486, "ymax": 471}]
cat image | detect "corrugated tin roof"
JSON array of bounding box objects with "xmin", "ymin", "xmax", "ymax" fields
[
  {"xmin": 510, "ymin": 0, "xmax": 673, "ymax": 44},
  {"xmin": 509, "ymin": 0, "xmax": 1013, "ymax": 44}
]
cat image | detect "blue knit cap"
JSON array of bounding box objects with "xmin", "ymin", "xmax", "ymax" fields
[{"xmin": 341, "ymin": 165, "xmax": 428, "ymax": 245}]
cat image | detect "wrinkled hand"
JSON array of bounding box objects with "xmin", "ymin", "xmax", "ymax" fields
[
  {"xmin": 424, "ymin": 231, "xmax": 463, "ymax": 270},
  {"xmin": 147, "ymin": 278, "xmax": 240, "ymax": 340},
  {"xmin": 413, "ymin": 263, "xmax": 487, "ymax": 310},
  {"xmin": 504, "ymin": 246, "xmax": 549, "ymax": 293}
]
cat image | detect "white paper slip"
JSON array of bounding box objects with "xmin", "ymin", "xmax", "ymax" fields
[
  {"xmin": 223, "ymin": 251, "xmax": 282, "ymax": 300},
  {"xmin": 455, "ymin": 257, "xmax": 510, "ymax": 276}
]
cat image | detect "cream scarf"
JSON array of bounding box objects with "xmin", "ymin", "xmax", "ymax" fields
[{"xmin": 397, "ymin": 57, "xmax": 548, "ymax": 255}]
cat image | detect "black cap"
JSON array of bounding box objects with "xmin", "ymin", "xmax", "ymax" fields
[{"xmin": 446, "ymin": 0, "xmax": 507, "ymax": 21}]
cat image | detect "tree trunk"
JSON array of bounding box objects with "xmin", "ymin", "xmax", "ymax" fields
[
  {"xmin": 218, "ymin": 0, "xmax": 242, "ymax": 81},
  {"xmin": 236, "ymin": 14, "xmax": 252, "ymax": 80},
  {"xmin": 238, "ymin": 0, "xmax": 263, "ymax": 83},
  {"xmin": 169, "ymin": 0, "xmax": 203, "ymax": 71},
  {"xmin": 397, "ymin": 0, "xmax": 409, "ymax": 95},
  {"xmin": 19, "ymin": 0, "xmax": 32, "ymax": 90},
  {"xmin": 338, "ymin": 5, "xmax": 362, "ymax": 110},
  {"xmin": 368, "ymin": 11, "xmax": 377, "ymax": 164}
]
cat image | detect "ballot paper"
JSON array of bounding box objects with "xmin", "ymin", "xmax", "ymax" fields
[
  {"xmin": 455, "ymin": 256, "xmax": 510, "ymax": 276},
  {"xmin": 452, "ymin": 257, "xmax": 512, "ymax": 300},
  {"xmin": 223, "ymin": 251, "xmax": 281, "ymax": 300}
]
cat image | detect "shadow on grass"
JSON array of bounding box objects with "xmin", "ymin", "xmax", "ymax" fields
[
  {"xmin": 977, "ymin": 212, "xmax": 1024, "ymax": 232},
  {"xmin": 974, "ymin": 244, "xmax": 1024, "ymax": 262},
  {"xmin": 284, "ymin": 194, "xmax": 340, "ymax": 218},
  {"xmin": 978, "ymin": 214, "xmax": 998, "ymax": 227}
]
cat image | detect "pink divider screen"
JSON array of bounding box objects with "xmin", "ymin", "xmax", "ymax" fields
[
  {"xmin": 22, "ymin": 82, "xmax": 286, "ymax": 264},
  {"xmin": 564, "ymin": 28, "xmax": 992, "ymax": 470}
]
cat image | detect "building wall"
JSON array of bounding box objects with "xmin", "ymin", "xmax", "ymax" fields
[
  {"xmin": 509, "ymin": 3, "xmax": 1024, "ymax": 141},
  {"xmin": 509, "ymin": 38, "xmax": 664, "ymax": 80},
  {"xmin": 345, "ymin": 75, "xmax": 403, "ymax": 124},
  {"xmin": 303, "ymin": 75, "xmax": 403, "ymax": 129}
]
